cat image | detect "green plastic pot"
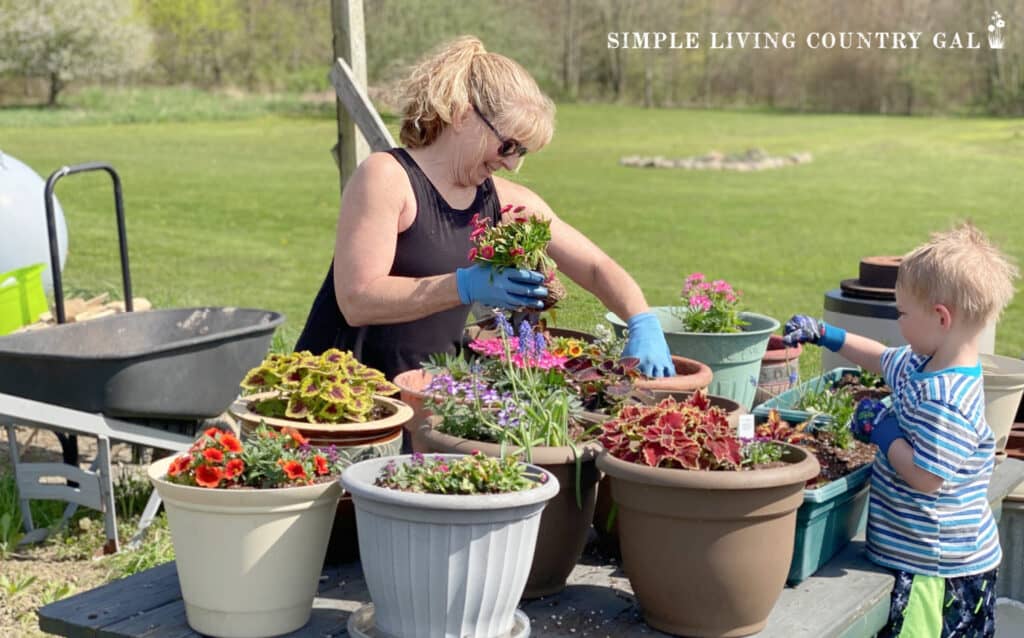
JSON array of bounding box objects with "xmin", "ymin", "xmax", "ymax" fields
[
  {"xmin": 606, "ymin": 307, "xmax": 779, "ymax": 410},
  {"xmin": 0, "ymin": 263, "xmax": 47, "ymax": 335},
  {"xmin": 788, "ymin": 463, "xmax": 872, "ymax": 585}
]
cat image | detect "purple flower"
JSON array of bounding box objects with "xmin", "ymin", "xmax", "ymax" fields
[
  {"xmin": 495, "ymin": 313, "xmax": 514, "ymax": 337},
  {"xmin": 411, "ymin": 452, "xmax": 425, "ymax": 465},
  {"xmin": 533, "ymin": 332, "xmax": 546, "ymax": 355}
]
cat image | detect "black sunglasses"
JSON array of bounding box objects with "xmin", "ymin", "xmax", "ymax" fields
[{"xmin": 472, "ymin": 103, "xmax": 528, "ymax": 158}]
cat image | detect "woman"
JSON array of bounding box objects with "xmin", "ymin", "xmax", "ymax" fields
[{"xmin": 296, "ymin": 36, "xmax": 673, "ymax": 380}]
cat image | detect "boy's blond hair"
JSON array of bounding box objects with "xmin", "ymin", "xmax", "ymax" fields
[{"xmin": 897, "ymin": 221, "xmax": 1019, "ymax": 326}]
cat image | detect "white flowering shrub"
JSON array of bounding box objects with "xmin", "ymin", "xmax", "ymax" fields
[{"xmin": 0, "ymin": 0, "xmax": 153, "ymax": 105}]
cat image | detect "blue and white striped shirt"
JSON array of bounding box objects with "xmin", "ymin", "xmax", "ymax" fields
[{"xmin": 865, "ymin": 346, "xmax": 1001, "ymax": 577}]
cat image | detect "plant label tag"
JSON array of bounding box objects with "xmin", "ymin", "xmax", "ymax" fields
[{"xmin": 738, "ymin": 414, "xmax": 755, "ymax": 439}]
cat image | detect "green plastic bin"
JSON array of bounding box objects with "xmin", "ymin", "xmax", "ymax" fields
[
  {"xmin": 789, "ymin": 462, "xmax": 872, "ymax": 585},
  {"xmin": 753, "ymin": 367, "xmax": 879, "ymax": 425},
  {"xmin": 0, "ymin": 263, "xmax": 47, "ymax": 335}
]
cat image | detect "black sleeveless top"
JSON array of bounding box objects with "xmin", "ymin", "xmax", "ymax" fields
[{"xmin": 294, "ymin": 148, "xmax": 502, "ymax": 379}]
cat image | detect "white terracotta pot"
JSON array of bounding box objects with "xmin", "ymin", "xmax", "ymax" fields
[
  {"xmin": 342, "ymin": 454, "xmax": 559, "ymax": 638},
  {"xmin": 148, "ymin": 456, "xmax": 342, "ymax": 638}
]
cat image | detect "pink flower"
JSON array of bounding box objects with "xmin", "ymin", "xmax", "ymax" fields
[
  {"xmin": 510, "ymin": 247, "xmax": 525, "ymax": 257},
  {"xmin": 689, "ymin": 295, "xmax": 713, "ymax": 312},
  {"xmin": 712, "ymin": 280, "xmax": 732, "ymax": 294},
  {"xmin": 686, "ymin": 272, "xmax": 705, "ymax": 284},
  {"xmin": 513, "ymin": 205, "xmax": 526, "ymax": 213},
  {"xmin": 467, "ymin": 247, "xmax": 478, "ymax": 260},
  {"xmin": 480, "ymin": 245, "xmax": 495, "ymax": 259},
  {"xmin": 470, "ymin": 226, "xmax": 487, "ymax": 240},
  {"xmin": 500, "ymin": 204, "xmax": 513, "ymax": 214}
]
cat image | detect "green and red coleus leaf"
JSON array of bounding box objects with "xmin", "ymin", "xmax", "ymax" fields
[
  {"xmin": 599, "ymin": 390, "xmax": 741, "ymax": 471},
  {"xmin": 240, "ymin": 365, "xmax": 280, "ymax": 390}
]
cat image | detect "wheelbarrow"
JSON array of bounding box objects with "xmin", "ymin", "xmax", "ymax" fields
[
  {"xmin": 0, "ymin": 161, "xmax": 283, "ymax": 423},
  {"xmin": 0, "ymin": 163, "xmax": 282, "ymax": 552}
]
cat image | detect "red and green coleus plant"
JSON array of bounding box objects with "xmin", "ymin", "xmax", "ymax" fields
[
  {"xmin": 468, "ymin": 204, "xmax": 566, "ymax": 309},
  {"xmin": 563, "ymin": 356, "xmax": 646, "ymax": 416},
  {"xmin": 164, "ymin": 424, "xmax": 347, "ymax": 489},
  {"xmin": 240, "ymin": 349, "xmax": 399, "ymax": 423},
  {"xmin": 599, "ymin": 391, "xmax": 786, "ymax": 470}
]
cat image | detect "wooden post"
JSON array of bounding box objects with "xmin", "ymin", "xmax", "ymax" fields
[{"xmin": 330, "ymin": 0, "xmax": 370, "ymax": 197}]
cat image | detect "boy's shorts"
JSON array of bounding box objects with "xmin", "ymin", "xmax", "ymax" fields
[{"xmin": 879, "ymin": 568, "xmax": 998, "ymax": 637}]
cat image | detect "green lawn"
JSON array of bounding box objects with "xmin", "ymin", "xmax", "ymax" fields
[{"xmin": 2, "ymin": 95, "xmax": 1023, "ymax": 375}]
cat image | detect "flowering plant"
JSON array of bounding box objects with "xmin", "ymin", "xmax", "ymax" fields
[
  {"xmin": 672, "ymin": 272, "xmax": 747, "ymax": 333},
  {"xmin": 164, "ymin": 424, "xmax": 347, "ymax": 489},
  {"xmin": 375, "ymin": 452, "xmax": 542, "ymax": 495},
  {"xmin": 427, "ymin": 314, "xmax": 592, "ymax": 453},
  {"xmin": 241, "ymin": 349, "xmax": 399, "ymax": 423},
  {"xmin": 468, "ymin": 205, "xmax": 565, "ymax": 308}
]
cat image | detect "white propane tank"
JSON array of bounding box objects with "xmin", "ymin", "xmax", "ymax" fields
[{"xmin": 0, "ymin": 150, "xmax": 69, "ymax": 293}]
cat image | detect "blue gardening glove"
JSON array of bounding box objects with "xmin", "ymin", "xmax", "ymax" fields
[
  {"xmin": 622, "ymin": 311, "xmax": 675, "ymax": 378},
  {"xmin": 456, "ymin": 264, "xmax": 547, "ymax": 311},
  {"xmin": 783, "ymin": 314, "xmax": 846, "ymax": 352},
  {"xmin": 851, "ymin": 398, "xmax": 905, "ymax": 456}
]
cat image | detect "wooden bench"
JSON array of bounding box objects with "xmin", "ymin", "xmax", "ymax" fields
[{"xmin": 38, "ymin": 458, "xmax": 1024, "ymax": 638}]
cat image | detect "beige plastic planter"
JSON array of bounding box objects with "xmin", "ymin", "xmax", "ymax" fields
[
  {"xmin": 148, "ymin": 456, "xmax": 342, "ymax": 638},
  {"xmin": 981, "ymin": 353, "xmax": 1024, "ymax": 461},
  {"xmin": 597, "ymin": 445, "xmax": 819, "ymax": 637}
]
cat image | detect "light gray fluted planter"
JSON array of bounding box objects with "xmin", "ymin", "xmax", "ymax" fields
[{"xmin": 342, "ymin": 454, "xmax": 559, "ymax": 638}]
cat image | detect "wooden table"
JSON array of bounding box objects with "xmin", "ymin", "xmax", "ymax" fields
[{"xmin": 38, "ymin": 458, "xmax": 1024, "ymax": 638}]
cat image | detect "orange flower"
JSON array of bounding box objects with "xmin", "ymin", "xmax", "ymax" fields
[
  {"xmin": 203, "ymin": 448, "xmax": 225, "ymax": 463},
  {"xmin": 282, "ymin": 427, "xmax": 309, "ymax": 447},
  {"xmin": 168, "ymin": 455, "xmax": 192, "ymax": 477},
  {"xmin": 282, "ymin": 460, "xmax": 307, "ymax": 480},
  {"xmin": 195, "ymin": 464, "xmax": 224, "ymax": 488},
  {"xmin": 313, "ymin": 455, "xmax": 329, "ymax": 476},
  {"xmin": 203, "ymin": 426, "xmax": 221, "ymax": 440},
  {"xmin": 218, "ymin": 432, "xmax": 243, "ymax": 453},
  {"xmin": 225, "ymin": 458, "xmax": 245, "ymax": 479}
]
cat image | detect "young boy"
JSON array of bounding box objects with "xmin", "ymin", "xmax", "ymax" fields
[{"xmin": 784, "ymin": 222, "xmax": 1019, "ymax": 637}]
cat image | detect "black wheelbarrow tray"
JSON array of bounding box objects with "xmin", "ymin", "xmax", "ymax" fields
[{"xmin": 0, "ymin": 306, "xmax": 283, "ymax": 419}]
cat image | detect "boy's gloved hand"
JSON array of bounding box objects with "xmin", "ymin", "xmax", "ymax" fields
[
  {"xmin": 783, "ymin": 314, "xmax": 847, "ymax": 352},
  {"xmin": 622, "ymin": 311, "xmax": 675, "ymax": 378},
  {"xmin": 456, "ymin": 264, "xmax": 547, "ymax": 311},
  {"xmin": 851, "ymin": 398, "xmax": 905, "ymax": 456}
]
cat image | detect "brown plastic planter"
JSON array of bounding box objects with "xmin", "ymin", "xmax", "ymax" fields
[
  {"xmin": 417, "ymin": 425, "xmax": 601, "ymax": 599},
  {"xmin": 592, "ymin": 392, "xmax": 747, "ymax": 557},
  {"xmin": 633, "ymin": 355, "xmax": 712, "ymax": 393},
  {"xmin": 597, "ymin": 445, "xmax": 819, "ymax": 637}
]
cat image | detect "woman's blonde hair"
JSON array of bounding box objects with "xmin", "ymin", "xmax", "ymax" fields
[
  {"xmin": 396, "ymin": 36, "xmax": 555, "ymax": 153},
  {"xmin": 897, "ymin": 221, "xmax": 1019, "ymax": 326}
]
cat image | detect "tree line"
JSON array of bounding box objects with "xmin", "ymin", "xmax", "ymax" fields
[{"xmin": 1, "ymin": 0, "xmax": 1021, "ymax": 116}]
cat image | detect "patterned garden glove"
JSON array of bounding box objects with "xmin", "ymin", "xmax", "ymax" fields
[
  {"xmin": 783, "ymin": 314, "xmax": 847, "ymax": 352},
  {"xmin": 622, "ymin": 311, "xmax": 675, "ymax": 378},
  {"xmin": 456, "ymin": 264, "xmax": 547, "ymax": 311},
  {"xmin": 851, "ymin": 398, "xmax": 905, "ymax": 456}
]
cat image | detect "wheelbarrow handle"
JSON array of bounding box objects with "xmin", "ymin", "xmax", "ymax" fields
[{"xmin": 44, "ymin": 162, "xmax": 133, "ymax": 324}]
